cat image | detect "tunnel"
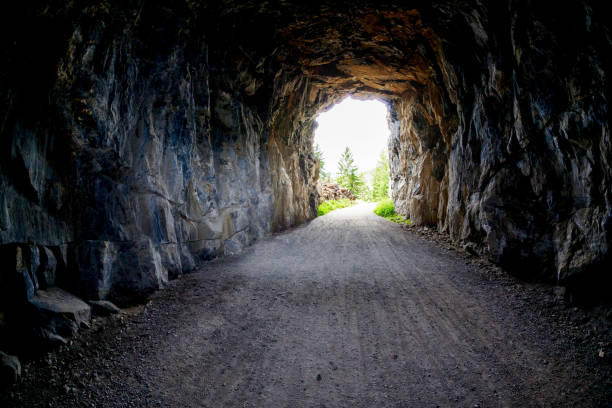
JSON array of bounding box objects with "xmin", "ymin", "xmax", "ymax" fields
[{"xmin": 0, "ymin": 0, "xmax": 611, "ymax": 385}]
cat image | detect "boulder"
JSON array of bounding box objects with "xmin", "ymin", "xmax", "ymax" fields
[
  {"xmin": 88, "ymin": 300, "xmax": 121, "ymax": 317},
  {"xmin": 29, "ymin": 287, "xmax": 91, "ymax": 339}
]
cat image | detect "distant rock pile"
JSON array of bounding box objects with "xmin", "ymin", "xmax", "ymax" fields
[{"xmin": 318, "ymin": 182, "xmax": 355, "ymax": 201}]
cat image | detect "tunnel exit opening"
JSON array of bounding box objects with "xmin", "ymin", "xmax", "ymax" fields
[{"xmin": 313, "ymin": 96, "xmax": 392, "ymax": 203}]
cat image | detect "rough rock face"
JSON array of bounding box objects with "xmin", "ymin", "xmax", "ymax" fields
[
  {"xmin": 0, "ymin": 0, "xmax": 610, "ymax": 348},
  {"xmin": 1, "ymin": 3, "xmax": 299, "ymax": 311},
  {"xmin": 387, "ymin": 1, "xmax": 612, "ymax": 301}
]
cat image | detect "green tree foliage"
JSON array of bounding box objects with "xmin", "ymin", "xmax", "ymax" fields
[
  {"xmin": 314, "ymin": 143, "xmax": 330, "ymax": 181},
  {"xmin": 358, "ymin": 175, "xmax": 373, "ymax": 201},
  {"xmin": 336, "ymin": 147, "xmax": 364, "ymax": 195},
  {"xmin": 371, "ymin": 150, "xmax": 390, "ymax": 201}
]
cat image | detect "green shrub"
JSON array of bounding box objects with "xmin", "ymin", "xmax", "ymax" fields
[
  {"xmin": 374, "ymin": 199, "xmax": 412, "ymax": 225},
  {"xmin": 374, "ymin": 198, "xmax": 395, "ymax": 217},
  {"xmin": 317, "ymin": 199, "xmax": 354, "ymax": 216}
]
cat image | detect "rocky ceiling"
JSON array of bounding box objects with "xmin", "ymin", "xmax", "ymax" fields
[
  {"xmin": 0, "ymin": 0, "xmax": 611, "ymax": 349},
  {"xmin": 277, "ymin": 8, "xmax": 437, "ymax": 96}
]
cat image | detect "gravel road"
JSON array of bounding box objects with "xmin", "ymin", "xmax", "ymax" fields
[{"xmin": 3, "ymin": 203, "xmax": 612, "ymax": 407}]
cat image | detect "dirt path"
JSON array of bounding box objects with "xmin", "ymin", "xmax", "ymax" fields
[{"xmin": 3, "ymin": 203, "xmax": 612, "ymax": 407}]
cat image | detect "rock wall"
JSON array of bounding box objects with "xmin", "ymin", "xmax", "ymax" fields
[
  {"xmin": 0, "ymin": 1, "xmax": 320, "ymax": 327},
  {"xmin": 388, "ymin": 1, "xmax": 611, "ymax": 300}
]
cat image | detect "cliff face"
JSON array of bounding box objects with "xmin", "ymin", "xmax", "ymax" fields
[
  {"xmin": 0, "ymin": 0, "xmax": 610, "ymax": 346},
  {"xmin": 387, "ymin": 1, "xmax": 612, "ymax": 300},
  {"xmin": 3, "ymin": 10, "xmax": 264, "ymax": 306},
  {"xmin": 0, "ymin": 3, "xmax": 324, "ymax": 310}
]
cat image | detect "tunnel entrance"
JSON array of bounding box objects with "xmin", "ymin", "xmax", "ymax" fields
[
  {"xmin": 0, "ymin": 2, "xmax": 610, "ymax": 367},
  {"xmin": 313, "ymin": 97, "xmax": 391, "ymax": 202}
]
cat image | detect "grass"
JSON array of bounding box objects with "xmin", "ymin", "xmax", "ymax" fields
[
  {"xmin": 317, "ymin": 199, "xmax": 354, "ymax": 216},
  {"xmin": 374, "ymin": 198, "xmax": 412, "ymax": 225}
]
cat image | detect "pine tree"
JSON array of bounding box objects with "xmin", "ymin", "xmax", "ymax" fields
[
  {"xmin": 337, "ymin": 147, "xmax": 363, "ymax": 195},
  {"xmin": 359, "ymin": 173, "xmax": 373, "ymax": 201},
  {"xmin": 371, "ymin": 149, "xmax": 390, "ymax": 201}
]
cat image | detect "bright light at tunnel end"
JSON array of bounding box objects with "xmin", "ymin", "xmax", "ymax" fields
[{"xmin": 314, "ymin": 96, "xmax": 391, "ymax": 177}]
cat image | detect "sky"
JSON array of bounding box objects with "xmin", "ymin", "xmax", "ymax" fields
[{"xmin": 314, "ymin": 97, "xmax": 391, "ymax": 177}]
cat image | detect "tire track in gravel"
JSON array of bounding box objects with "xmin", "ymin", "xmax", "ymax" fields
[{"xmin": 367, "ymin": 216, "xmax": 549, "ymax": 406}]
